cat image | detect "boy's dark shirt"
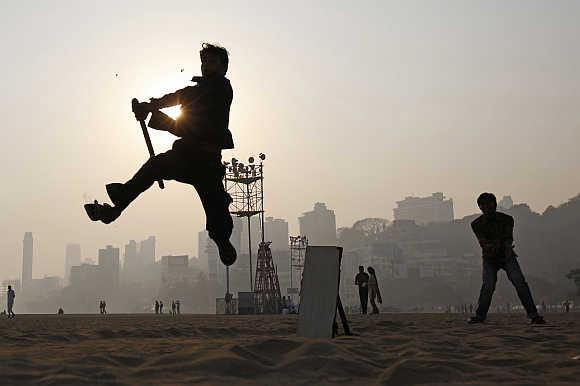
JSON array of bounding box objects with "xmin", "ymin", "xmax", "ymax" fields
[
  {"xmin": 150, "ymin": 75, "xmax": 234, "ymax": 151},
  {"xmin": 355, "ymin": 272, "xmax": 369, "ymax": 288},
  {"xmin": 470, "ymin": 211, "xmax": 514, "ymax": 260}
]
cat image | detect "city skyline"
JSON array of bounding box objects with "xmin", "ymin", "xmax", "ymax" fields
[{"xmin": 4, "ymin": 191, "xmax": 577, "ymax": 281}]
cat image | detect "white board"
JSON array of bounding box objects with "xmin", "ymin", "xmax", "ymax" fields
[{"xmin": 297, "ymin": 246, "xmax": 342, "ymax": 339}]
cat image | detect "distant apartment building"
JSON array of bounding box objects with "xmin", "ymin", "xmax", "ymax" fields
[
  {"xmin": 299, "ymin": 202, "xmax": 337, "ymax": 245},
  {"xmin": 65, "ymin": 243, "xmax": 81, "ymax": 284},
  {"xmin": 160, "ymin": 255, "xmax": 191, "ymax": 285},
  {"xmin": 393, "ymin": 192, "xmax": 454, "ymax": 225},
  {"xmin": 139, "ymin": 236, "xmax": 156, "ymax": 265},
  {"xmin": 22, "ymin": 232, "xmax": 33, "ymax": 290},
  {"xmin": 264, "ymin": 217, "xmax": 289, "ymax": 252},
  {"xmin": 69, "ymin": 263, "xmax": 101, "ymax": 290},
  {"xmin": 98, "ymin": 245, "xmax": 120, "ymax": 287}
]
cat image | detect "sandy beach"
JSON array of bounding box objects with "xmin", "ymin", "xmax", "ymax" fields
[{"xmin": 0, "ymin": 313, "xmax": 579, "ymax": 385}]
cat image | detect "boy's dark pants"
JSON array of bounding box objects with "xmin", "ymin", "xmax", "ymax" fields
[
  {"xmin": 475, "ymin": 256, "xmax": 539, "ymax": 320},
  {"xmin": 359, "ymin": 287, "xmax": 369, "ymax": 314},
  {"xmin": 114, "ymin": 144, "xmax": 233, "ymax": 242}
]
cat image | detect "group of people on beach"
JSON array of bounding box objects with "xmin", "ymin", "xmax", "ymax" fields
[
  {"xmin": 99, "ymin": 300, "xmax": 107, "ymax": 314},
  {"xmin": 355, "ymin": 266, "xmax": 382, "ymax": 314},
  {"xmin": 154, "ymin": 300, "xmax": 180, "ymax": 315}
]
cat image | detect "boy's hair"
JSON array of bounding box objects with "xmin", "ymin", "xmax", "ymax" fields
[
  {"xmin": 477, "ymin": 192, "xmax": 497, "ymax": 206},
  {"xmin": 200, "ymin": 43, "xmax": 229, "ymax": 73}
]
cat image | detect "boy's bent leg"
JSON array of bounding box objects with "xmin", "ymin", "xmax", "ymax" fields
[
  {"xmin": 192, "ymin": 162, "xmax": 236, "ymax": 266},
  {"xmin": 504, "ymin": 257, "xmax": 539, "ymax": 319},
  {"xmin": 474, "ymin": 260, "xmax": 498, "ymax": 320}
]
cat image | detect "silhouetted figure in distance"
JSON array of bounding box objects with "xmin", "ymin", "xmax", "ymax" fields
[
  {"xmin": 6, "ymin": 285, "xmax": 15, "ymax": 318},
  {"xmin": 367, "ymin": 267, "xmax": 382, "ymax": 314},
  {"xmin": 154, "ymin": 300, "xmax": 159, "ymax": 314},
  {"xmin": 171, "ymin": 300, "xmax": 176, "ymax": 316},
  {"xmin": 355, "ymin": 266, "xmax": 369, "ymax": 314},
  {"xmin": 84, "ymin": 43, "xmax": 236, "ymax": 267},
  {"xmin": 176, "ymin": 300, "xmax": 180, "ymax": 314},
  {"xmin": 159, "ymin": 301, "xmax": 164, "ymax": 314},
  {"xmin": 468, "ymin": 193, "xmax": 545, "ymax": 324}
]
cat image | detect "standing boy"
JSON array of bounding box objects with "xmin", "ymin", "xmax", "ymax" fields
[{"xmin": 469, "ymin": 193, "xmax": 545, "ymax": 324}]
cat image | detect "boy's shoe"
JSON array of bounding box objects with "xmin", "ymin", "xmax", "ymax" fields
[
  {"xmin": 214, "ymin": 238, "xmax": 237, "ymax": 266},
  {"xmin": 468, "ymin": 316, "xmax": 485, "ymax": 324},
  {"xmin": 106, "ymin": 183, "xmax": 126, "ymax": 208},
  {"xmin": 84, "ymin": 200, "xmax": 121, "ymax": 224},
  {"xmin": 530, "ymin": 315, "xmax": 546, "ymax": 325}
]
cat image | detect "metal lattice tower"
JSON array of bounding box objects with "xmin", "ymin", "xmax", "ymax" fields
[
  {"xmin": 223, "ymin": 154, "xmax": 265, "ymax": 292},
  {"xmin": 289, "ymin": 235, "xmax": 308, "ymax": 300},
  {"xmin": 254, "ymin": 241, "xmax": 282, "ymax": 314}
]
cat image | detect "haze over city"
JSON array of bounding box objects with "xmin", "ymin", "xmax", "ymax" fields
[{"xmin": 1, "ymin": 0, "xmax": 579, "ymax": 280}]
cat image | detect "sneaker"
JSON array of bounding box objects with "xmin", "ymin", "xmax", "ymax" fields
[
  {"xmin": 214, "ymin": 238, "xmax": 237, "ymax": 266},
  {"xmin": 468, "ymin": 316, "xmax": 485, "ymax": 324},
  {"xmin": 530, "ymin": 316, "xmax": 546, "ymax": 325},
  {"xmin": 84, "ymin": 201, "xmax": 121, "ymax": 224}
]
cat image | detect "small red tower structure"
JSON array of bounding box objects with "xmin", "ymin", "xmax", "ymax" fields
[{"xmin": 254, "ymin": 241, "xmax": 282, "ymax": 313}]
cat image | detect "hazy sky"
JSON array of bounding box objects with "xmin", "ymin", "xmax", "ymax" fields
[{"xmin": 1, "ymin": 1, "xmax": 579, "ymax": 279}]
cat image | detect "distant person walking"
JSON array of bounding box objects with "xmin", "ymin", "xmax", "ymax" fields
[
  {"xmin": 7, "ymin": 285, "xmax": 15, "ymax": 318},
  {"xmin": 155, "ymin": 300, "xmax": 160, "ymax": 314},
  {"xmin": 355, "ymin": 266, "xmax": 369, "ymax": 314},
  {"xmin": 176, "ymin": 300, "xmax": 181, "ymax": 314},
  {"xmin": 159, "ymin": 301, "xmax": 164, "ymax": 314},
  {"xmin": 99, "ymin": 300, "xmax": 103, "ymax": 314},
  {"xmin": 171, "ymin": 301, "xmax": 176, "ymax": 316},
  {"xmin": 469, "ymin": 193, "xmax": 545, "ymax": 324},
  {"xmin": 367, "ymin": 267, "xmax": 382, "ymax": 314},
  {"xmin": 102, "ymin": 300, "xmax": 107, "ymax": 314}
]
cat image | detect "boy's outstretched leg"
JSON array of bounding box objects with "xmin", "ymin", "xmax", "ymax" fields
[{"xmin": 84, "ymin": 151, "xmax": 177, "ymax": 224}]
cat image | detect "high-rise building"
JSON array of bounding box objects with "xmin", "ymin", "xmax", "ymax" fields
[
  {"xmin": 98, "ymin": 245, "xmax": 120, "ymax": 287},
  {"xmin": 65, "ymin": 243, "xmax": 81, "ymax": 284},
  {"xmin": 124, "ymin": 240, "xmax": 138, "ymax": 269},
  {"xmin": 393, "ymin": 192, "xmax": 454, "ymax": 225},
  {"xmin": 139, "ymin": 236, "xmax": 156, "ymax": 265},
  {"xmin": 22, "ymin": 232, "xmax": 33, "ymax": 290},
  {"xmin": 264, "ymin": 217, "xmax": 289, "ymax": 252},
  {"xmin": 299, "ymin": 203, "xmax": 337, "ymax": 246}
]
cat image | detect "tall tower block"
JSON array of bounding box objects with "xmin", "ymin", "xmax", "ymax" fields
[{"xmin": 22, "ymin": 232, "xmax": 33, "ymax": 290}]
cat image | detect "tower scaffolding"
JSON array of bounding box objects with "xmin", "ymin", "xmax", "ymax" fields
[{"xmin": 223, "ymin": 154, "xmax": 266, "ymax": 292}]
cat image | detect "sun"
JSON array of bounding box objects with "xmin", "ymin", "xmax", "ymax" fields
[{"xmin": 162, "ymin": 105, "xmax": 181, "ymax": 120}]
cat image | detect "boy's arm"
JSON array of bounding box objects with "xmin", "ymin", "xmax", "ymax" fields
[{"xmin": 149, "ymin": 86, "xmax": 196, "ymax": 109}]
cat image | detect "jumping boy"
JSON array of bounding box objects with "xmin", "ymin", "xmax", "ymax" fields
[
  {"xmin": 84, "ymin": 43, "xmax": 236, "ymax": 266},
  {"xmin": 469, "ymin": 193, "xmax": 545, "ymax": 324}
]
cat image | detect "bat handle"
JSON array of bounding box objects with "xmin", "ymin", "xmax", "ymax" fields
[{"xmin": 132, "ymin": 98, "xmax": 164, "ymax": 190}]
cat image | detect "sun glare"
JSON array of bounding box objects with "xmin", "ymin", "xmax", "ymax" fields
[{"xmin": 162, "ymin": 105, "xmax": 181, "ymax": 120}]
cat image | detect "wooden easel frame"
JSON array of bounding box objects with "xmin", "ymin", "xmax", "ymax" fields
[{"xmin": 332, "ymin": 247, "xmax": 352, "ymax": 337}]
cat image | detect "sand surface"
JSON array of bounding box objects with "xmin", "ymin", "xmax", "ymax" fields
[{"xmin": 1, "ymin": 313, "xmax": 579, "ymax": 385}]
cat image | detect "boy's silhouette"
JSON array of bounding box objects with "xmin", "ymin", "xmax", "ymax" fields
[
  {"xmin": 84, "ymin": 43, "xmax": 236, "ymax": 266},
  {"xmin": 354, "ymin": 266, "xmax": 369, "ymax": 314},
  {"xmin": 7, "ymin": 285, "xmax": 15, "ymax": 318},
  {"xmin": 469, "ymin": 192, "xmax": 545, "ymax": 324}
]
